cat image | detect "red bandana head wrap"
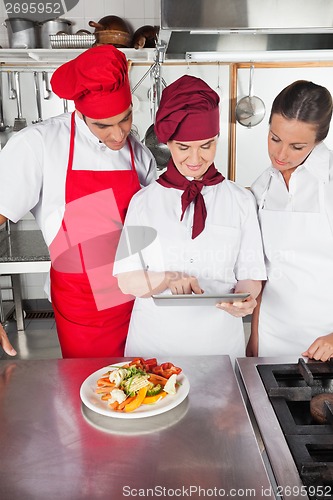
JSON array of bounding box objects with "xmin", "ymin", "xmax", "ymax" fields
[
  {"xmin": 157, "ymin": 160, "xmax": 225, "ymax": 239},
  {"xmin": 50, "ymin": 45, "xmax": 131, "ymax": 119},
  {"xmin": 154, "ymin": 75, "xmax": 220, "ymax": 143}
]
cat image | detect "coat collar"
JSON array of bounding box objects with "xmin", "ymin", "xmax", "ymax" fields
[{"xmin": 270, "ymin": 142, "xmax": 331, "ymax": 184}]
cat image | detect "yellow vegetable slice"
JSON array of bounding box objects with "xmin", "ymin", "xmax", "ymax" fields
[
  {"xmin": 142, "ymin": 391, "xmax": 167, "ymax": 405},
  {"xmin": 124, "ymin": 386, "xmax": 148, "ymax": 413}
]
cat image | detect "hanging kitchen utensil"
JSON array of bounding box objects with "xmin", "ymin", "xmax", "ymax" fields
[
  {"xmin": 13, "ymin": 72, "xmax": 27, "ymax": 132},
  {"xmin": 0, "ymin": 72, "xmax": 13, "ymax": 147},
  {"xmin": 142, "ymin": 41, "xmax": 171, "ymax": 171},
  {"xmin": 144, "ymin": 123, "xmax": 171, "ymax": 170},
  {"xmin": 0, "ymin": 73, "xmax": 9, "ymax": 132},
  {"xmin": 235, "ymin": 65, "xmax": 265, "ymax": 128},
  {"xmin": 8, "ymin": 72, "xmax": 16, "ymax": 100},
  {"xmin": 32, "ymin": 72, "xmax": 43, "ymax": 123},
  {"xmin": 42, "ymin": 71, "xmax": 51, "ymax": 100},
  {"xmin": 215, "ymin": 62, "xmax": 223, "ymax": 100}
]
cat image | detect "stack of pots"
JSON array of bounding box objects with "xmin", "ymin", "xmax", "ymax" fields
[
  {"xmin": 3, "ymin": 17, "xmax": 72, "ymax": 48},
  {"xmin": 3, "ymin": 18, "xmax": 39, "ymax": 48},
  {"xmin": 89, "ymin": 16, "xmax": 132, "ymax": 48},
  {"xmin": 39, "ymin": 18, "xmax": 72, "ymax": 48}
]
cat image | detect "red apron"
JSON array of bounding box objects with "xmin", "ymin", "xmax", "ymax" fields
[{"xmin": 49, "ymin": 112, "xmax": 141, "ymax": 358}]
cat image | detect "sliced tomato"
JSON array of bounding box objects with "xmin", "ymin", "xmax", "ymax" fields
[
  {"xmin": 129, "ymin": 358, "xmax": 146, "ymax": 370},
  {"xmin": 129, "ymin": 357, "xmax": 145, "ymax": 366},
  {"xmin": 152, "ymin": 362, "xmax": 182, "ymax": 379},
  {"xmin": 129, "ymin": 357, "xmax": 158, "ymax": 372},
  {"xmin": 129, "ymin": 358, "xmax": 181, "ymax": 378},
  {"xmin": 143, "ymin": 358, "xmax": 158, "ymax": 371}
]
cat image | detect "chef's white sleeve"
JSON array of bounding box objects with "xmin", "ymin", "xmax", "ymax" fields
[{"xmin": 0, "ymin": 131, "xmax": 43, "ymax": 222}]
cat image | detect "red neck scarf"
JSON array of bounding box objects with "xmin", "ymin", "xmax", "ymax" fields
[{"xmin": 157, "ymin": 160, "xmax": 225, "ymax": 238}]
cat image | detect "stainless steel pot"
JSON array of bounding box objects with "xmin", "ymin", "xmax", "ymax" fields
[
  {"xmin": 3, "ymin": 18, "xmax": 39, "ymax": 48},
  {"xmin": 40, "ymin": 18, "xmax": 72, "ymax": 48}
]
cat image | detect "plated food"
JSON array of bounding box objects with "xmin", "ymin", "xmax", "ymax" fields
[{"xmin": 80, "ymin": 358, "xmax": 190, "ymax": 419}]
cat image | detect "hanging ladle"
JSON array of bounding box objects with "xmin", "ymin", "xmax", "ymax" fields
[
  {"xmin": 42, "ymin": 71, "xmax": 52, "ymax": 100},
  {"xmin": 235, "ymin": 65, "xmax": 265, "ymax": 128},
  {"xmin": 0, "ymin": 73, "xmax": 10, "ymax": 132},
  {"xmin": 12, "ymin": 71, "xmax": 27, "ymax": 132},
  {"xmin": 0, "ymin": 73, "xmax": 13, "ymax": 147},
  {"xmin": 32, "ymin": 72, "xmax": 43, "ymax": 123}
]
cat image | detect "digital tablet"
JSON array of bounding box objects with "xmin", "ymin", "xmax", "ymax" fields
[{"xmin": 152, "ymin": 293, "xmax": 250, "ymax": 307}]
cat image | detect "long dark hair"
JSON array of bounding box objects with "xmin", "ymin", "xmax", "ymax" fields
[{"xmin": 269, "ymin": 80, "xmax": 333, "ymax": 142}]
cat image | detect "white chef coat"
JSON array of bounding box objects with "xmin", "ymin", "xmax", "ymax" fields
[
  {"xmin": 0, "ymin": 112, "xmax": 156, "ymax": 246},
  {"xmin": 251, "ymin": 142, "xmax": 333, "ymax": 356},
  {"xmin": 114, "ymin": 179, "xmax": 267, "ymax": 364}
]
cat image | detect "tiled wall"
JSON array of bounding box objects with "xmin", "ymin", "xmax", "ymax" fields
[{"xmin": 0, "ymin": 0, "xmax": 161, "ymax": 48}]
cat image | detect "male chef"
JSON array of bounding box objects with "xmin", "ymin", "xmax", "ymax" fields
[{"xmin": 0, "ymin": 44, "xmax": 156, "ymax": 358}]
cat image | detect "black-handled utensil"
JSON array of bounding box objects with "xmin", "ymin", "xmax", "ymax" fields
[
  {"xmin": 32, "ymin": 72, "xmax": 43, "ymax": 123},
  {"xmin": 13, "ymin": 71, "xmax": 27, "ymax": 131}
]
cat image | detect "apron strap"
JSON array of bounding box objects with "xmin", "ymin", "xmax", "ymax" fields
[
  {"xmin": 259, "ymin": 173, "xmax": 273, "ymax": 211},
  {"xmin": 67, "ymin": 112, "xmax": 76, "ymax": 174},
  {"xmin": 62, "ymin": 112, "xmax": 76, "ymax": 235},
  {"xmin": 127, "ymin": 136, "xmax": 135, "ymax": 171}
]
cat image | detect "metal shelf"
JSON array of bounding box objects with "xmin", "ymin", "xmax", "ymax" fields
[{"xmin": 0, "ymin": 48, "xmax": 156, "ymax": 66}]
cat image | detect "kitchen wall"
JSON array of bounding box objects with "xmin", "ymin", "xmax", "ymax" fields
[{"xmin": 0, "ymin": 0, "xmax": 161, "ymax": 47}]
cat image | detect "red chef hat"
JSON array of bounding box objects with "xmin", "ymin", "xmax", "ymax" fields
[
  {"xmin": 155, "ymin": 75, "xmax": 220, "ymax": 143},
  {"xmin": 50, "ymin": 45, "xmax": 131, "ymax": 119}
]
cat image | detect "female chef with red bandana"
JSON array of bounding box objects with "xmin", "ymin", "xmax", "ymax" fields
[
  {"xmin": 114, "ymin": 75, "xmax": 266, "ymax": 365},
  {"xmin": 0, "ymin": 45, "xmax": 156, "ymax": 358}
]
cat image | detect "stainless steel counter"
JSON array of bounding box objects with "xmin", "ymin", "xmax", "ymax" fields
[
  {"xmin": 0, "ymin": 356, "xmax": 275, "ymax": 499},
  {"xmin": 0, "ymin": 230, "xmax": 50, "ymax": 330},
  {"xmin": 0, "ymin": 229, "xmax": 50, "ymax": 267}
]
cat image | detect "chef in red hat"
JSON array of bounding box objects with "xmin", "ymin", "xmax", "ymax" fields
[
  {"xmin": 0, "ymin": 45, "xmax": 156, "ymax": 358},
  {"xmin": 114, "ymin": 75, "xmax": 266, "ymax": 366}
]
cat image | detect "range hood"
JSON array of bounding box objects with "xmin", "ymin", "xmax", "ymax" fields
[{"xmin": 160, "ymin": 0, "xmax": 333, "ymax": 56}]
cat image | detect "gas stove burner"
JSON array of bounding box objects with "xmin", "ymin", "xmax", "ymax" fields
[
  {"xmin": 258, "ymin": 359, "xmax": 333, "ymax": 434},
  {"xmin": 256, "ymin": 358, "xmax": 333, "ymax": 499},
  {"xmin": 311, "ymin": 393, "xmax": 333, "ymax": 425},
  {"xmin": 289, "ymin": 435, "xmax": 333, "ymax": 500}
]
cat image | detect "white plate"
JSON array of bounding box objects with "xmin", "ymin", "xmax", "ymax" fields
[
  {"xmin": 152, "ymin": 293, "xmax": 250, "ymax": 307},
  {"xmin": 80, "ymin": 362, "xmax": 190, "ymax": 419},
  {"xmin": 81, "ymin": 398, "xmax": 189, "ymax": 435}
]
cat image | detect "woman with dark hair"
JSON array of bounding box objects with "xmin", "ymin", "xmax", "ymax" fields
[
  {"xmin": 249, "ymin": 80, "xmax": 333, "ymax": 361},
  {"xmin": 114, "ymin": 75, "xmax": 266, "ymax": 364}
]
